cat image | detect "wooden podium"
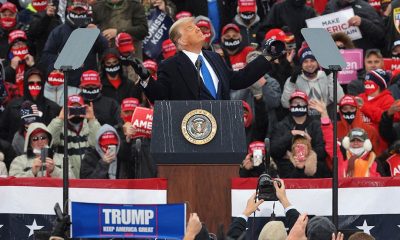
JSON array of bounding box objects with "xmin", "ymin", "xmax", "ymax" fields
[
  {"xmin": 158, "ymin": 164, "xmax": 239, "ymax": 234},
  {"xmin": 151, "ymin": 101, "xmax": 247, "ymax": 234}
]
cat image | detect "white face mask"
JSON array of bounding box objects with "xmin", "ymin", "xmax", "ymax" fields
[{"xmin": 349, "ymin": 147, "xmax": 365, "ymax": 156}]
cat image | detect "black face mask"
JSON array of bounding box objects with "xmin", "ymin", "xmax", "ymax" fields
[
  {"xmin": 290, "ymin": 105, "xmax": 308, "ymax": 117},
  {"xmin": 223, "ymin": 38, "xmax": 241, "ymax": 51},
  {"xmin": 67, "ymin": 12, "xmax": 90, "ymax": 28},
  {"xmin": 69, "ymin": 116, "xmax": 84, "ymax": 124},
  {"xmin": 342, "ymin": 111, "xmax": 356, "ymax": 125},
  {"xmin": 240, "ymin": 12, "xmax": 255, "ymax": 24},
  {"xmin": 288, "ymin": 0, "xmax": 306, "ymax": 7},
  {"xmin": 105, "ymin": 64, "xmax": 121, "ymax": 77},
  {"xmin": 119, "ymin": 55, "xmax": 130, "ymax": 65},
  {"xmin": 392, "ymin": 53, "xmax": 400, "ymax": 59},
  {"xmin": 81, "ymin": 87, "xmax": 101, "ymax": 101}
]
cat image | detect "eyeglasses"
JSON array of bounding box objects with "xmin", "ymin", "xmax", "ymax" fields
[{"xmin": 32, "ymin": 136, "xmax": 47, "ymax": 142}]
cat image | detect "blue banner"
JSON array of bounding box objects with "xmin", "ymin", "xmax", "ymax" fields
[
  {"xmin": 71, "ymin": 202, "xmax": 186, "ymax": 239},
  {"xmin": 143, "ymin": 8, "xmax": 174, "ymax": 59}
]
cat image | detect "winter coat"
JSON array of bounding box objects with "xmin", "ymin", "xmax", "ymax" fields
[
  {"xmin": 80, "ymin": 124, "xmax": 120, "ymax": 179},
  {"xmin": 40, "ymin": 23, "xmax": 108, "ymax": 87},
  {"xmin": 321, "ymin": 121, "xmax": 346, "ymax": 177},
  {"xmin": 44, "ymin": 83, "xmax": 81, "ymax": 106},
  {"xmin": 225, "ymin": 46, "xmax": 254, "ymax": 71},
  {"xmin": 270, "ymin": 115, "xmax": 329, "ymax": 178},
  {"xmin": 323, "ymin": 0, "xmax": 385, "ymax": 51},
  {"xmin": 9, "ymin": 122, "xmax": 75, "ymax": 178},
  {"xmin": 47, "ymin": 117, "xmax": 101, "ymax": 178},
  {"xmin": 84, "ymin": 95, "xmax": 121, "ymax": 127},
  {"xmin": 233, "ymin": 14, "xmax": 263, "ymax": 47},
  {"xmin": 383, "ymin": 0, "xmax": 400, "ymax": 56},
  {"xmin": 11, "ymin": 131, "xmax": 25, "ymax": 156},
  {"xmin": 100, "ymin": 74, "xmax": 142, "ymax": 104},
  {"xmin": 379, "ymin": 111, "xmax": 400, "ymax": 145},
  {"xmin": 0, "ymin": 137, "xmax": 16, "ymax": 170}
]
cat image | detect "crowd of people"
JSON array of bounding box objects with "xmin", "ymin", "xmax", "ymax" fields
[{"xmin": 0, "ymin": 0, "xmax": 400, "ymax": 238}]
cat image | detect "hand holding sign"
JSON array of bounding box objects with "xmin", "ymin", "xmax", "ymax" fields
[
  {"xmin": 348, "ymin": 15, "xmax": 362, "ymax": 27},
  {"xmin": 131, "ymin": 107, "xmax": 153, "ymax": 139}
]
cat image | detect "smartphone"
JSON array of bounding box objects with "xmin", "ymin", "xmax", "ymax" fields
[
  {"xmin": 107, "ymin": 145, "xmax": 116, "ymax": 155},
  {"xmin": 40, "ymin": 147, "xmax": 54, "ymax": 162},
  {"xmin": 252, "ymin": 149, "xmax": 263, "ymax": 167},
  {"xmin": 69, "ymin": 106, "xmax": 86, "ymax": 116}
]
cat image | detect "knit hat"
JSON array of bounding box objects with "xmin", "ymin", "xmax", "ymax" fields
[
  {"xmin": 339, "ymin": 95, "xmax": 357, "ymax": 108},
  {"xmin": 365, "ymin": 69, "xmax": 389, "ymax": 90},
  {"xmin": 115, "ymin": 32, "xmax": 135, "ymax": 54},
  {"xmin": 0, "ymin": 2, "xmax": 17, "ymax": 13},
  {"xmin": 99, "ymin": 131, "xmax": 119, "ymax": 146},
  {"xmin": 8, "ymin": 30, "xmax": 27, "ymax": 45},
  {"xmin": 67, "ymin": 94, "xmax": 84, "ymax": 107},
  {"xmin": 221, "ymin": 23, "xmax": 240, "ymax": 35},
  {"xmin": 20, "ymin": 101, "xmax": 42, "ymax": 125},
  {"xmin": 175, "ymin": 11, "xmax": 192, "ymax": 20},
  {"xmin": 162, "ymin": 39, "xmax": 177, "ymax": 59},
  {"xmin": 258, "ymin": 221, "xmax": 287, "ymax": 240},
  {"xmin": 196, "ymin": 19, "xmax": 211, "ymax": 29},
  {"xmin": 80, "ymin": 70, "xmax": 101, "ymax": 87},
  {"xmin": 289, "ymin": 90, "xmax": 308, "ymax": 104},
  {"xmin": 238, "ymin": 0, "xmax": 256, "ymax": 13},
  {"xmin": 299, "ymin": 47, "xmax": 316, "ymax": 64},
  {"xmin": 143, "ymin": 59, "xmax": 158, "ymax": 72},
  {"xmin": 306, "ymin": 216, "xmax": 336, "ymax": 240},
  {"xmin": 248, "ymin": 141, "xmax": 265, "ymax": 155},
  {"xmin": 121, "ymin": 97, "xmax": 139, "ymax": 112}
]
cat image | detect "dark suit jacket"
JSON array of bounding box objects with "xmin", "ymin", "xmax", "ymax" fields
[{"xmin": 143, "ymin": 50, "xmax": 271, "ymax": 102}]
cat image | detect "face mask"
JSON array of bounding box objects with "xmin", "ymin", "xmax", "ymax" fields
[
  {"xmin": 67, "ymin": 12, "xmax": 90, "ymax": 28},
  {"xmin": 0, "ymin": 17, "xmax": 16, "ymax": 30},
  {"xmin": 28, "ymin": 83, "xmax": 42, "ymax": 97},
  {"xmin": 11, "ymin": 46, "xmax": 29, "ymax": 60},
  {"xmin": 290, "ymin": 104, "xmax": 308, "ymax": 117},
  {"xmin": 349, "ymin": 147, "xmax": 365, "ymax": 157},
  {"xmin": 303, "ymin": 68, "xmax": 319, "ymax": 78},
  {"xmin": 240, "ymin": 12, "xmax": 255, "ymax": 24},
  {"xmin": 81, "ymin": 87, "xmax": 101, "ymax": 101},
  {"xmin": 69, "ymin": 116, "xmax": 84, "ymax": 124},
  {"xmin": 392, "ymin": 53, "xmax": 400, "ymax": 59},
  {"xmin": 223, "ymin": 38, "xmax": 241, "ymax": 51},
  {"xmin": 342, "ymin": 111, "xmax": 356, "ymax": 125},
  {"xmin": 105, "ymin": 64, "xmax": 121, "ymax": 77},
  {"xmin": 364, "ymin": 80, "xmax": 379, "ymax": 95}
]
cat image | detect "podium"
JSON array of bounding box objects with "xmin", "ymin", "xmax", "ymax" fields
[{"xmin": 152, "ymin": 100, "xmax": 246, "ymax": 233}]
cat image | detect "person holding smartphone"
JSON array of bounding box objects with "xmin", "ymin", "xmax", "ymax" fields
[
  {"xmin": 9, "ymin": 122, "xmax": 75, "ymax": 178},
  {"xmin": 80, "ymin": 124, "xmax": 120, "ymax": 179}
]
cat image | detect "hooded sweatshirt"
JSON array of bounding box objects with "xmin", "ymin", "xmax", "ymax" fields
[
  {"xmin": 44, "ymin": 83, "xmax": 80, "ymax": 107},
  {"xmin": 80, "ymin": 124, "xmax": 121, "ymax": 179},
  {"xmin": 233, "ymin": 13, "xmax": 262, "ymax": 47},
  {"xmin": 9, "ymin": 122, "xmax": 75, "ymax": 178}
]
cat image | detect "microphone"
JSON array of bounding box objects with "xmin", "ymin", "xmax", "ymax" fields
[
  {"xmin": 264, "ymin": 137, "xmax": 271, "ymax": 174},
  {"xmin": 195, "ymin": 58, "xmax": 202, "ymax": 99},
  {"xmin": 135, "ymin": 139, "xmax": 142, "ymax": 153}
]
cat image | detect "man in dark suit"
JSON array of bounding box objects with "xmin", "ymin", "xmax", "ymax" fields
[{"xmin": 130, "ymin": 17, "xmax": 283, "ymax": 102}]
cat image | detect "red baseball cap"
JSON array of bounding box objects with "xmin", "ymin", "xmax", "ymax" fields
[
  {"xmin": 0, "ymin": 2, "xmax": 17, "ymax": 13},
  {"xmin": 67, "ymin": 94, "xmax": 84, "ymax": 107},
  {"xmin": 289, "ymin": 90, "xmax": 308, "ymax": 103},
  {"xmin": 238, "ymin": 0, "xmax": 256, "ymax": 13},
  {"xmin": 248, "ymin": 141, "xmax": 266, "ymax": 155},
  {"xmin": 339, "ymin": 95, "xmax": 357, "ymax": 108},
  {"xmin": 48, "ymin": 71, "xmax": 64, "ymax": 86},
  {"xmin": 196, "ymin": 20, "xmax": 211, "ymax": 29},
  {"xmin": 175, "ymin": 11, "xmax": 192, "ymax": 20},
  {"xmin": 121, "ymin": 97, "xmax": 140, "ymax": 112},
  {"xmin": 32, "ymin": 0, "xmax": 48, "ymax": 12},
  {"xmin": 162, "ymin": 39, "xmax": 177, "ymax": 59},
  {"xmin": 80, "ymin": 70, "xmax": 101, "ymax": 87},
  {"xmin": 115, "ymin": 32, "xmax": 135, "ymax": 54},
  {"xmin": 68, "ymin": 0, "xmax": 88, "ymax": 11},
  {"xmin": 143, "ymin": 59, "xmax": 158, "ymax": 72},
  {"xmin": 221, "ymin": 23, "xmax": 240, "ymax": 35},
  {"xmin": 265, "ymin": 28, "xmax": 290, "ymax": 42},
  {"xmin": 8, "ymin": 30, "xmax": 27, "ymax": 45},
  {"xmin": 99, "ymin": 132, "xmax": 118, "ymax": 146}
]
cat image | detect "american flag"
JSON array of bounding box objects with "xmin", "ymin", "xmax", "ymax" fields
[{"xmin": 232, "ymin": 177, "xmax": 400, "ymax": 239}]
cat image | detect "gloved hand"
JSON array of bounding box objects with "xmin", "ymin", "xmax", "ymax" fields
[
  {"xmin": 249, "ymin": 80, "xmax": 263, "ymax": 98},
  {"xmin": 262, "ymin": 39, "xmax": 286, "ymax": 61},
  {"xmin": 128, "ymin": 57, "xmax": 150, "ymax": 80},
  {"xmin": 51, "ymin": 213, "xmax": 70, "ymax": 238},
  {"xmin": 290, "ymin": 66, "xmax": 302, "ymax": 84}
]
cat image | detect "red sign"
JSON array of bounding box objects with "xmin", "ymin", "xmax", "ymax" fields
[
  {"xmin": 383, "ymin": 58, "xmax": 400, "ymax": 71},
  {"xmin": 131, "ymin": 107, "xmax": 153, "ymax": 138},
  {"xmin": 387, "ymin": 154, "xmax": 400, "ymax": 177}
]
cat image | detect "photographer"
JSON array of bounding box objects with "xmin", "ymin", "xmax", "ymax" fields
[
  {"xmin": 47, "ymin": 94, "xmax": 101, "ymax": 178},
  {"xmin": 9, "ymin": 122, "xmax": 75, "ymax": 178}
]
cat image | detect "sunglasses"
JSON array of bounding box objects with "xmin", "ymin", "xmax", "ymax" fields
[{"xmin": 32, "ymin": 136, "xmax": 47, "ymax": 142}]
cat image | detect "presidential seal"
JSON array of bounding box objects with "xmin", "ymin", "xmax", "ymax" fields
[{"xmin": 181, "ymin": 109, "xmax": 217, "ymax": 145}]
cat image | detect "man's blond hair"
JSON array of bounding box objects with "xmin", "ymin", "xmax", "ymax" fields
[{"xmin": 169, "ymin": 17, "xmax": 194, "ymax": 50}]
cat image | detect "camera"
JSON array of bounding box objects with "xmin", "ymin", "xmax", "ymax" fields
[
  {"xmin": 263, "ymin": 39, "xmax": 286, "ymax": 59},
  {"xmin": 69, "ymin": 106, "xmax": 86, "ymax": 116},
  {"xmin": 256, "ymin": 173, "xmax": 281, "ymax": 201}
]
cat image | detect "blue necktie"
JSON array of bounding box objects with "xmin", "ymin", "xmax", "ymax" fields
[{"xmin": 198, "ymin": 55, "xmax": 217, "ymax": 98}]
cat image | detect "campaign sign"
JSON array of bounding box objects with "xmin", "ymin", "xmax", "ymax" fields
[
  {"xmin": 71, "ymin": 202, "xmax": 186, "ymax": 239},
  {"xmin": 131, "ymin": 107, "xmax": 153, "ymax": 138},
  {"xmin": 143, "ymin": 8, "xmax": 174, "ymax": 59},
  {"xmin": 383, "ymin": 58, "xmax": 400, "ymax": 71},
  {"xmin": 306, "ymin": 8, "xmax": 362, "ymax": 40},
  {"xmin": 338, "ymin": 49, "xmax": 363, "ymax": 84}
]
